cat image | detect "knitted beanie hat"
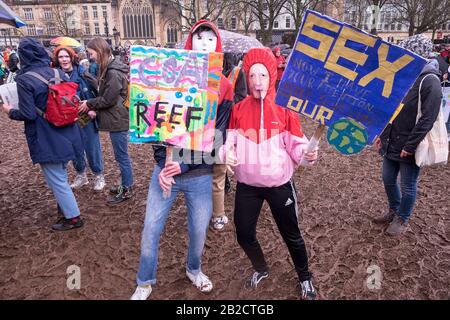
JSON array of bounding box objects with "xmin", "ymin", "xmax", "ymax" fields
[{"xmin": 398, "ymin": 34, "xmax": 434, "ymax": 58}]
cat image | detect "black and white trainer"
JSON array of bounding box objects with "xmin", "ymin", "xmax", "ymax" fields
[
  {"xmin": 300, "ymin": 279, "xmax": 317, "ymax": 300},
  {"xmin": 244, "ymin": 271, "xmax": 269, "ymax": 289}
]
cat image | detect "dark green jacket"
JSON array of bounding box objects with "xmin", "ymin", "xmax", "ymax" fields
[{"xmin": 87, "ymin": 57, "xmax": 129, "ymax": 132}]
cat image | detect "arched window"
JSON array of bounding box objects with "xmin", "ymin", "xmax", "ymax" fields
[
  {"xmin": 121, "ymin": 0, "xmax": 154, "ymax": 39},
  {"xmin": 166, "ymin": 22, "xmax": 178, "ymax": 44}
]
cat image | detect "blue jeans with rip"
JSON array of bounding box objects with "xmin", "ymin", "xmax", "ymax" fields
[
  {"xmin": 382, "ymin": 157, "xmax": 421, "ymax": 223},
  {"xmin": 73, "ymin": 121, "xmax": 104, "ymax": 174},
  {"xmin": 41, "ymin": 163, "xmax": 80, "ymax": 219},
  {"xmin": 110, "ymin": 131, "xmax": 133, "ymax": 187},
  {"xmin": 136, "ymin": 165, "xmax": 213, "ymax": 286}
]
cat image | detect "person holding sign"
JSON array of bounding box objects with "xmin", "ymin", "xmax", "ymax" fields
[
  {"xmin": 53, "ymin": 46, "xmax": 105, "ymax": 192},
  {"xmin": 130, "ymin": 20, "xmax": 233, "ymax": 300},
  {"xmin": 222, "ymin": 48, "xmax": 318, "ymax": 300},
  {"xmin": 1, "ymin": 38, "xmax": 84, "ymax": 231},
  {"xmin": 374, "ymin": 35, "xmax": 443, "ymax": 236},
  {"xmin": 79, "ymin": 38, "xmax": 134, "ymax": 205}
]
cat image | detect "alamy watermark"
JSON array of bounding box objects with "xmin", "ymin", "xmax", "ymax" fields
[
  {"xmin": 366, "ymin": 264, "xmax": 382, "ymax": 290},
  {"xmin": 170, "ymin": 128, "xmax": 291, "ymax": 176},
  {"xmin": 66, "ymin": 265, "xmax": 81, "ymax": 290}
]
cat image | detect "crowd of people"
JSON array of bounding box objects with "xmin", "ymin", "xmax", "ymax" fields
[
  {"xmin": 0, "ymin": 46, "xmax": 20, "ymax": 85},
  {"xmin": 0, "ymin": 22, "xmax": 447, "ymax": 300}
]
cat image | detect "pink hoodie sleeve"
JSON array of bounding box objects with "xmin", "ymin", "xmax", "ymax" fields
[{"xmin": 283, "ymin": 110, "xmax": 309, "ymax": 165}]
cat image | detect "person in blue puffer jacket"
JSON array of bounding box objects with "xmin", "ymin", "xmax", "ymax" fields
[
  {"xmin": 53, "ymin": 46, "xmax": 105, "ymax": 192},
  {"xmin": 1, "ymin": 37, "xmax": 84, "ymax": 231}
]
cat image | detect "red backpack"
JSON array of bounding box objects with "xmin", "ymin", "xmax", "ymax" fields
[{"xmin": 27, "ymin": 69, "xmax": 79, "ymax": 127}]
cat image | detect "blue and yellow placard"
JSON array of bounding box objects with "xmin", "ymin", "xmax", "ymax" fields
[{"xmin": 275, "ymin": 10, "xmax": 427, "ymax": 154}]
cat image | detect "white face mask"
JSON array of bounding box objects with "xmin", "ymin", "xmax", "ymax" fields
[
  {"xmin": 249, "ymin": 63, "xmax": 270, "ymax": 99},
  {"xmin": 192, "ymin": 30, "xmax": 217, "ymax": 53}
]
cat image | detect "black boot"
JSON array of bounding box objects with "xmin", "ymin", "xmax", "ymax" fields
[
  {"xmin": 52, "ymin": 216, "xmax": 84, "ymax": 231},
  {"xmin": 107, "ymin": 186, "xmax": 133, "ymax": 205},
  {"xmin": 55, "ymin": 204, "xmax": 67, "ymax": 224},
  {"xmin": 109, "ymin": 185, "xmax": 121, "ymax": 195}
]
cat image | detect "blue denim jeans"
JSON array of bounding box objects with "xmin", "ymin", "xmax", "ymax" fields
[
  {"xmin": 73, "ymin": 121, "xmax": 104, "ymax": 174},
  {"xmin": 41, "ymin": 163, "xmax": 80, "ymax": 219},
  {"xmin": 382, "ymin": 157, "xmax": 420, "ymax": 222},
  {"xmin": 136, "ymin": 165, "xmax": 213, "ymax": 286},
  {"xmin": 110, "ymin": 131, "xmax": 133, "ymax": 187}
]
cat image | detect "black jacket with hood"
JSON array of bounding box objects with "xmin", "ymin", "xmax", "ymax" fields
[
  {"xmin": 87, "ymin": 57, "xmax": 129, "ymax": 132},
  {"xmin": 380, "ymin": 59, "xmax": 442, "ymax": 164}
]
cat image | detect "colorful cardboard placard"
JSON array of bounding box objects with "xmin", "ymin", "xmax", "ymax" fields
[{"xmin": 129, "ymin": 46, "xmax": 223, "ymax": 152}]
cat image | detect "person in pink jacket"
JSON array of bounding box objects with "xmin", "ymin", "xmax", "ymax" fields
[{"xmin": 221, "ymin": 48, "xmax": 318, "ymax": 299}]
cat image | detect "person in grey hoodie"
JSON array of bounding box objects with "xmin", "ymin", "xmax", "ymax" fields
[{"xmin": 374, "ymin": 34, "xmax": 442, "ymax": 236}]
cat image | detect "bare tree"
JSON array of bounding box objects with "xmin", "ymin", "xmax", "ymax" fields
[
  {"xmin": 342, "ymin": 0, "xmax": 369, "ymax": 29},
  {"xmin": 221, "ymin": 2, "xmax": 257, "ymax": 34},
  {"xmin": 238, "ymin": 2, "xmax": 258, "ymax": 35},
  {"xmin": 343, "ymin": 0, "xmax": 391, "ymax": 34},
  {"xmin": 284, "ymin": 0, "xmax": 340, "ymax": 30},
  {"xmin": 167, "ymin": 0, "xmax": 236, "ymax": 31},
  {"xmin": 242, "ymin": 0, "xmax": 287, "ymax": 45},
  {"xmin": 390, "ymin": 0, "xmax": 450, "ymax": 36},
  {"xmin": 49, "ymin": 0, "xmax": 78, "ymax": 37}
]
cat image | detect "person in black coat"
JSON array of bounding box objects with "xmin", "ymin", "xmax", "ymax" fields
[
  {"xmin": 1, "ymin": 38, "xmax": 84, "ymax": 231},
  {"xmin": 374, "ymin": 34, "xmax": 442, "ymax": 236},
  {"xmin": 223, "ymin": 52, "xmax": 247, "ymax": 104}
]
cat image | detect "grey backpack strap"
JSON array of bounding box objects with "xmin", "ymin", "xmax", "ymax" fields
[
  {"xmin": 25, "ymin": 71, "xmax": 53, "ymax": 118},
  {"xmin": 25, "ymin": 71, "xmax": 49, "ymax": 85},
  {"xmin": 24, "ymin": 71, "xmax": 49, "ymax": 119},
  {"xmin": 26, "ymin": 69, "xmax": 62, "ymax": 85},
  {"xmin": 52, "ymin": 68, "xmax": 62, "ymax": 84},
  {"xmin": 35, "ymin": 106, "xmax": 45, "ymax": 118}
]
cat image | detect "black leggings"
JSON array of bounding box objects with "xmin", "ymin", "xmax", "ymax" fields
[{"xmin": 234, "ymin": 181, "xmax": 311, "ymax": 281}]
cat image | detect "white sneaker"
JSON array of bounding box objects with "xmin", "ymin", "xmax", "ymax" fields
[
  {"xmin": 130, "ymin": 285, "xmax": 152, "ymax": 300},
  {"xmin": 186, "ymin": 270, "xmax": 213, "ymax": 293},
  {"xmin": 212, "ymin": 215, "xmax": 229, "ymax": 230},
  {"xmin": 93, "ymin": 174, "xmax": 105, "ymax": 191},
  {"xmin": 70, "ymin": 173, "xmax": 89, "ymax": 189}
]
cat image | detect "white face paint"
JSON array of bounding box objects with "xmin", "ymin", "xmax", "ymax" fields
[
  {"xmin": 192, "ymin": 30, "xmax": 217, "ymax": 53},
  {"xmin": 249, "ymin": 63, "xmax": 270, "ymax": 99}
]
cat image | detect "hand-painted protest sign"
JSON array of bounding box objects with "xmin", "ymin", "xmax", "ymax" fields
[
  {"xmin": 129, "ymin": 46, "xmax": 223, "ymax": 152},
  {"xmin": 275, "ymin": 10, "xmax": 427, "ymax": 155}
]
